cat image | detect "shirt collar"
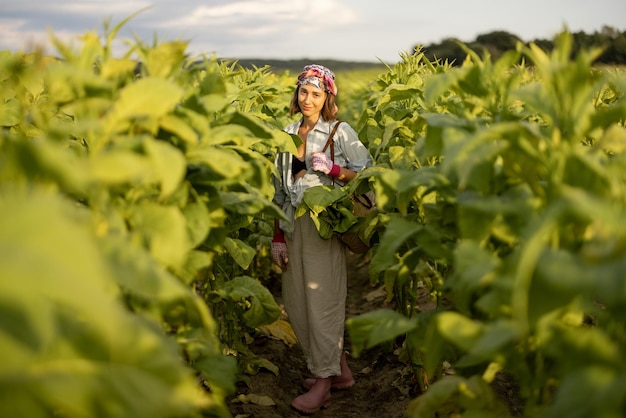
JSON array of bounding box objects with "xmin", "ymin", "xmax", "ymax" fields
[{"xmin": 299, "ymin": 116, "xmax": 333, "ymax": 134}]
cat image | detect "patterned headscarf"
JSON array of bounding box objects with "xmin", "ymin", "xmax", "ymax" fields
[{"xmin": 296, "ymin": 64, "xmax": 337, "ymax": 96}]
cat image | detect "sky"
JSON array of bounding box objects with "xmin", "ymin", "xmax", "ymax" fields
[{"xmin": 1, "ymin": 0, "xmax": 625, "ymax": 64}]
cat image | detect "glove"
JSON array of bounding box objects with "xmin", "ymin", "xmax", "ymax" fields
[
  {"xmin": 311, "ymin": 152, "xmax": 341, "ymax": 177},
  {"xmin": 271, "ymin": 232, "xmax": 289, "ymax": 271}
]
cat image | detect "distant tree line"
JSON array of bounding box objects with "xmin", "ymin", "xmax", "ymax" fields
[
  {"xmin": 222, "ymin": 58, "xmax": 385, "ymax": 74},
  {"xmin": 228, "ymin": 26, "xmax": 625, "ymax": 73},
  {"xmin": 419, "ymin": 26, "xmax": 626, "ymax": 66}
]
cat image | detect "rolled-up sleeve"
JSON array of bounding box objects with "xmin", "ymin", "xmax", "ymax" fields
[
  {"xmin": 273, "ymin": 153, "xmax": 287, "ymax": 206},
  {"xmin": 335, "ymin": 123, "xmax": 372, "ymax": 172}
]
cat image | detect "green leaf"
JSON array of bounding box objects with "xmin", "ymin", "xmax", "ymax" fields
[
  {"xmin": 457, "ymin": 187, "xmax": 533, "ymax": 245},
  {"xmin": 216, "ymin": 111, "xmax": 274, "ymax": 140},
  {"xmin": 370, "ymin": 216, "xmax": 422, "ymax": 276},
  {"xmin": 449, "ymin": 240, "xmax": 501, "ymax": 313},
  {"xmin": 347, "ymin": 309, "xmax": 418, "ymax": 357},
  {"xmin": 174, "ymin": 250, "xmax": 214, "ymax": 285},
  {"xmin": 144, "ymin": 40, "xmax": 189, "ymax": 78},
  {"xmin": 551, "ymin": 367, "xmax": 625, "ymax": 418},
  {"xmin": 144, "ymin": 139, "xmax": 186, "ymax": 199},
  {"xmin": 407, "ymin": 375, "xmax": 512, "ymax": 418},
  {"xmin": 182, "ymin": 201, "xmax": 211, "ymax": 248},
  {"xmin": 89, "ymin": 149, "xmax": 152, "ymax": 184},
  {"xmin": 159, "ymin": 114, "xmax": 199, "ymax": 144},
  {"xmin": 456, "ymin": 320, "xmax": 520, "ymax": 368},
  {"xmin": 105, "ymin": 77, "xmax": 183, "ymax": 132},
  {"xmin": 128, "ymin": 202, "xmax": 190, "ymax": 269},
  {"xmin": 0, "ymin": 189, "xmax": 212, "ymax": 418},
  {"xmin": 562, "ymin": 152, "xmax": 612, "ymax": 198},
  {"xmin": 300, "ymin": 185, "xmax": 347, "ymax": 214},
  {"xmin": 221, "ymin": 190, "xmax": 273, "ymax": 215},
  {"xmin": 423, "ymin": 68, "xmax": 462, "ymax": 106},
  {"xmin": 375, "ymin": 84, "xmax": 421, "ymax": 110},
  {"xmin": 186, "ymin": 146, "xmax": 249, "ymax": 179},
  {"xmin": 224, "ymin": 237, "xmax": 256, "ymax": 270},
  {"xmin": 192, "ymin": 353, "xmax": 238, "ymax": 396},
  {"xmin": 0, "ymin": 97, "xmax": 20, "ymax": 127},
  {"xmin": 218, "ymin": 276, "xmax": 282, "ymax": 328},
  {"xmin": 14, "ymin": 139, "xmax": 86, "ymax": 194},
  {"xmin": 436, "ymin": 311, "xmax": 484, "ymax": 352}
]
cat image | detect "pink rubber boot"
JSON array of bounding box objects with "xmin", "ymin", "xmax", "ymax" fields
[
  {"xmin": 303, "ymin": 351, "xmax": 355, "ymax": 390},
  {"xmin": 291, "ymin": 376, "xmax": 332, "ymax": 414}
]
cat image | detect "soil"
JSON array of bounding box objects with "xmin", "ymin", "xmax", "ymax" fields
[{"xmin": 227, "ymin": 252, "xmax": 425, "ymax": 418}]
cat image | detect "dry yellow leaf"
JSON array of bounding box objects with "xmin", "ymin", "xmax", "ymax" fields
[
  {"xmin": 257, "ymin": 319, "xmax": 298, "ymax": 347},
  {"xmin": 233, "ymin": 393, "xmax": 276, "ymax": 406}
]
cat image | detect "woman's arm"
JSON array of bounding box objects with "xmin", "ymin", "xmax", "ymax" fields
[{"xmin": 335, "ymin": 166, "xmax": 357, "ymax": 182}]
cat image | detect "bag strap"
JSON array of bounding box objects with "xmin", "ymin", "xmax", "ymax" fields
[{"xmin": 322, "ymin": 121, "xmax": 342, "ymax": 162}]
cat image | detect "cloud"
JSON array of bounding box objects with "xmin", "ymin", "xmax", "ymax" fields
[
  {"xmin": 53, "ymin": 0, "xmax": 152, "ymax": 15},
  {"xmin": 162, "ymin": 0, "xmax": 359, "ymax": 27},
  {"xmin": 1, "ymin": 0, "xmax": 623, "ymax": 62},
  {"xmin": 142, "ymin": 0, "xmax": 363, "ymax": 59}
]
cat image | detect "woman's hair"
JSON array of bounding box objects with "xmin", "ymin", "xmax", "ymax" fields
[{"xmin": 289, "ymin": 87, "xmax": 338, "ymax": 121}]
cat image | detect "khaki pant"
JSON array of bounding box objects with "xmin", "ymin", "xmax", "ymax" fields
[{"xmin": 283, "ymin": 212, "xmax": 347, "ymax": 378}]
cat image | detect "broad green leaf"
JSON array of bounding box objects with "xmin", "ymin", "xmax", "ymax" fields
[
  {"xmin": 171, "ymin": 250, "xmax": 214, "ymax": 285},
  {"xmin": 224, "ymin": 237, "xmax": 256, "ymax": 270},
  {"xmin": 13, "ymin": 139, "xmax": 86, "ymax": 194},
  {"xmin": 540, "ymin": 322, "xmax": 623, "ymax": 371},
  {"xmin": 200, "ymin": 93, "xmax": 231, "ymax": 113},
  {"xmin": 100, "ymin": 235, "xmax": 197, "ymax": 305},
  {"xmin": 407, "ymin": 375, "xmax": 511, "ymax": 418},
  {"xmin": 370, "ymin": 216, "xmax": 422, "ymax": 276},
  {"xmin": 0, "ymin": 97, "xmax": 20, "ymax": 127},
  {"xmin": 300, "ymin": 185, "xmax": 347, "ymax": 215},
  {"xmin": 159, "ymin": 113, "xmax": 199, "ymax": 144},
  {"xmin": 221, "ymin": 190, "xmax": 272, "ymax": 215},
  {"xmin": 182, "ymin": 201, "xmax": 211, "ymax": 247},
  {"xmin": 144, "ymin": 138, "xmax": 186, "ymax": 199},
  {"xmin": 218, "ymin": 276, "xmax": 282, "ymax": 328},
  {"xmin": 89, "ymin": 149, "xmax": 152, "ymax": 184},
  {"xmin": 375, "ymin": 84, "xmax": 421, "ymax": 110},
  {"xmin": 192, "ymin": 353, "xmax": 238, "ymax": 396},
  {"xmin": 105, "ymin": 77, "xmax": 183, "ymax": 132},
  {"xmin": 457, "ymin": 187, "xmax": 533, "ymax": 245},
  {"xmin": 456, "ymin": 320, "xmax": 520, "ymax": 368},
  {"xmin": 449, "ymin": 240, "xmax": 501, "ymax": 313},
  {"xmin": 99, "ymin": 57, "xmax": 138, "ymax": 81},
  {"xmin": 421, "ymin": 111, "xmax": 473, "ymax": 129},
  {"xmin": 186, "ymin": 146, "xmax": 249, "ymax": 179},
  {"xmin": 551, "ymin": 367, "xmax": 625, "ymax": 418},
  {"xmin": 0, "ymin": 190, "xmax": 212, "ymax": 418},
  {"xmin": 347, "ymin": 309, "xmax": 418, "ymax": 357},
  {"xmin": 562, "ymin": 152, "xmax": 612, "ymax": 198},
  {"xmin": 458, "ymin": 64, "xmax": 490, "ymax": 97},
  {"xmin": 423, "ymin": 69, "xmax": 462, "ymax": 106},
  {"xmin": 216, "ymin": 111, "xmax": 275, "ymax": 140},
  {"xmin": 436, "ymin": 311, "xmax": 484, "ymax": 352},
  {"xmin": 592, "ymin": 123, "xmax": 626, "ymax": 154},
  {"xmin": 128, "ymin": 202, "xmax": 190, "ymax": 269},
  {"xmin": 144, "ymin": 40, "xmax": 189, "ymax": 78},
  {"xmin": 529, "ymin": 248, "xmax": 591, "ymax": 327}
]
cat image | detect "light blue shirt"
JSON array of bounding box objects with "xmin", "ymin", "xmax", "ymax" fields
[{"xmin": 273, "ymin": 116, "xmax": 372, "ymax": 236}]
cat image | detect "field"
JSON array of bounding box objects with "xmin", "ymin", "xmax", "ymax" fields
[{"xmin": 1, "ymin": 25, "xmax": 626, "ymax": 418}]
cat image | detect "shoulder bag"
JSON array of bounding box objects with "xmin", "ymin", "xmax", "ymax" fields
[{"xmin": 322, "ymin": 121, "xmax": 376, "ymax": 253}]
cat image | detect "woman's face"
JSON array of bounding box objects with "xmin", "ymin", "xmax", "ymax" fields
[{"xmin": 298, "ymin": 84, "xmax": 327, "ymax": 118}]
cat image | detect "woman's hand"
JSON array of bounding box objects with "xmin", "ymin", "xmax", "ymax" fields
[
  {"xmin": 271, "ymin": 232, "xmax": 289, "ymax": 271},
  {"xmin": 311, "ymin": 152, "xmax": 341, "ymax": 177}
]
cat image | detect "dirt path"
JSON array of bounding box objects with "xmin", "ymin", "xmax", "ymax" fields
[{"xmin": 227, "ymin": 252, "xmax": 417, "ymax": 417}]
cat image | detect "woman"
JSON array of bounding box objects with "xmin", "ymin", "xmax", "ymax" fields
[{"xmin": 271, "ymin": 64, "xmax": 372, "ymax": 414}]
